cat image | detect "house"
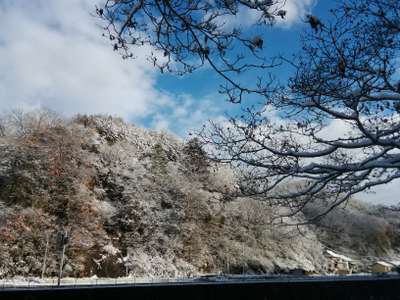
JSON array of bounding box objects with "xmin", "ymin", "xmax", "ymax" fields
[
  {"xmin": 371, "ymin": 261, "xmax": 392, "ymax": 273},
  {"xmin": 325, "ymin": 250, "xmax": 353, "ymax": 274}
]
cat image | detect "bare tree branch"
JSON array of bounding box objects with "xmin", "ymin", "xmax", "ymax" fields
[
  {"xmin": 96, "ymin": 0, "xmax": 286, "ymax": 103},
  {"xmin": 199, "ymin": 0, "xmax": 400, "ymax": 222}
]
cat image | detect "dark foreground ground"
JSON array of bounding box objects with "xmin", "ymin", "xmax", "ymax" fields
[{"xmin": 1, "ymin": 275, "xmax": 399, "ymax": 300}]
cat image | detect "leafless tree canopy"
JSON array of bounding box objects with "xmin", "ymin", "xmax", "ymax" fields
[
  {"xmin": 0, "ymin": 109, "xmax": 63, "ymax": 137},
  {"xmin": 96, "ymin": 0, "xmax": 286, "ymax": 103},
  {"xmin": 200, "ymin": 0, "xmax": 400, "ymax": 221}
]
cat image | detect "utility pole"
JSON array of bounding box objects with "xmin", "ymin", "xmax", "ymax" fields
[
  {"xmin": 226, "ymin": 258, "xmax": 230, "ymax": 275},
  {"xmin": 242, "ymin": 243, "xmax": 245, "ymax": 275},
  {"xmin": 41, "ymin": 232, "xmax": 50, "ymax": 279},
  {"xmin": 57, "ymin": 230, "xmax": 69, "ymax": 287}
]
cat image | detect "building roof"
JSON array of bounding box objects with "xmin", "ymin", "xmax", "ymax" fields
[
  {"xmin": 374, "ymin": 261, "xmax": 392, "ymax": 267},
  {"xmin": 325, "ymin": 250, "xmax": 352, "ymax": 262}
]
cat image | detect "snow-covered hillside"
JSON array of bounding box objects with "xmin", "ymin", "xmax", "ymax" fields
[{"xmin": 0, "ymin": 113, "xmax": 398, "ymax": 278}]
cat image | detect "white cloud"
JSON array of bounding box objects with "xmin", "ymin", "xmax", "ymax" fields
[
  {"xmin": 216, "ymin": 0, "xmax": 316, "ymax": 29},
  {"xmin": 275, "ymin": 0, "xmax": 316, "ymax": 27},
  {"xmin": 149, "ymin": 93, "xmax": 225, "ymax": 137},
  {"xmin": 362, "ymin": 182, "xmax": 400, "ymax": 206},
  {"xmin": 0, "ymin": 0, "xmax": 167, "ymax": 121}
]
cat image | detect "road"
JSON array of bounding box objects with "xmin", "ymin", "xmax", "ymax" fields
[{"xmin": 1, "ymin": 274, "xmax": 399, "ymax": 300}]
